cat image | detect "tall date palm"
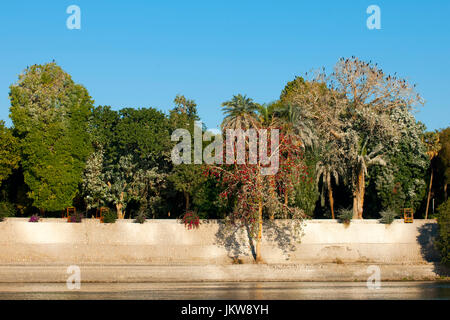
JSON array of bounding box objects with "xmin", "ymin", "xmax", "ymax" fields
[{"xmin": 221, "ymin": 94, "xmax": 260, "ymax": 130}]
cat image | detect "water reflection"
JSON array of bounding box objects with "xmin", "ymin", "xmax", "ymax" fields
[{"xmin": 0, "ymin": 282, "xmax": 448, "ymax": 300}]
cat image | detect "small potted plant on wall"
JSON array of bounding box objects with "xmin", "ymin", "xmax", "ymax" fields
[
  {"xmin": 68, "ymin": 211, "xmax": 84, "ymax": 223},
  {"xmin": 337, "ymin": 208, "xmax": 353, "ymax": 226},
  {"xmin": 101, "ymin": 208, "xmax": 117, "ymax": 224},
  {"xmin": 379, "ymin": 208, "xmax": 399, "ymax": 225},
  {"xmin": 28, "ymin": 214, "xmax": 40, "ymax": 223}
]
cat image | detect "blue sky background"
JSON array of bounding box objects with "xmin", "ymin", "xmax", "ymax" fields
[{"xmin": 0, "ymin": 0, "xmax": 448, "ymax": 131}]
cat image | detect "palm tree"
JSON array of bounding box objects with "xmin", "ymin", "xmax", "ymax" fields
[
  {"xmin": 316, "ymin": 143, "xmax": 345, "ymax": 219},
  {"xmin": 274, "ymin": 103, "xmax": 316, "ymax": 149},
  {"xmin": 258, "ymin": 102, "xmax": 276, "ymax": 127},
  {"xmin": 221, "ymin": 94, "xmax": 260, "ymax": 130},
  {"xmin": 423, "ymin": 131, "xmax": 441, "ymax": 219}
]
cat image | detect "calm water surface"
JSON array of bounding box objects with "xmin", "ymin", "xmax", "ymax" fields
[{"xmin": 0, "ymin": 282, "xmax": 449, "ymax": 300}]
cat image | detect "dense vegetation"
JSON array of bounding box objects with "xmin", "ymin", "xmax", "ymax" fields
[{"xmin": 0, "ymin": 59, "xmax": 448, "ymax": 229}]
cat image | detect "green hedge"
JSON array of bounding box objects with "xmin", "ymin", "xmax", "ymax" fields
[
  {"xmin": 0, "ymin": 202, "xmax": 16, "ymax": 222},
  {"xmin": 436, "ymin": 200, "xmax": 450, "ymax": 266}
]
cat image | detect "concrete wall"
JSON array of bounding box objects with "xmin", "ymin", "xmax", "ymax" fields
[{"xmin": 0, "ymin": 218, "xmax": 439, "ymax": 265}]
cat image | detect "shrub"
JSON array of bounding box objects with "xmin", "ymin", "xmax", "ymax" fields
[
  {"xmin": 379, "ymin": 208, "xmax": 399, "ymax": 224},
  {"xmin": 0, "ymin": 202, "xmax": 16, "ymax": 222},
  {"xmin": 436, "ymin": 200, "xmax": 450, "ymax": 266},
  {"xmin": 181, "ymin": 211, "xmax": 200, "ymax": 230},
  {"xmin": 29, "ymin": 214, "xmax": 40, "ymax": 223},
  {"xmin": 134, "ymin": 211, "xmax": 147, "ymax": 224},
  {"xmin": 68, "ymin": 211, "xmax": 84, "ymax": 223},
  {"xmin": 102, "ymin": 208, "xmax": 117, "ymax": 224},
  {"xmin": 337, "ymin": 208, "xmax": 353, "ymax": 224}
]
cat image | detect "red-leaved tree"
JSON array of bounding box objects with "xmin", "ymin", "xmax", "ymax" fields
[{"xmin": 205, "ymin": 129, "xmax": 310, "ymax": 262}]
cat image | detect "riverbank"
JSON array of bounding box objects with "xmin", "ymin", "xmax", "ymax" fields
[
  {"xmin": 0, "ymin": 263, "xmax": 447, "ymax": 283},
  {"xmin": 1, "ymin": 281, "xmax": 449, "ymax": 300}
]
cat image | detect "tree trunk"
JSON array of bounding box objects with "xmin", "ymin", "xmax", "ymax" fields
[
  {"xmin": 445, "ymin": 183, "xmax": 448, "ymax": 201},
  {"xmin": 116, "ymin": 192, "xmax": 124, "ymax": 219},
  {"xmin": 352, "ymin": 169, "xmax": 365, "ymax": 219},
  {"xmin": 425, "ymin": 169, "xmax": 434, "ymax": 219},
  {"xmin": 255, "ymin": 199, "xmax": 263, "ymax": 263},
  {"xmin": 184, "ymin": 191, "xmax": 190, "ymax": 211},
  {"xmin": 328, "ymin": 183, "xmax": 335, "ymax": 220},
  {"xmin": 116, "ymin": 203, "xmax": 123, "ymax": 219},
  {"xmin": 269, "ymin": 176, "xmax": 276, "ymax": 220}
]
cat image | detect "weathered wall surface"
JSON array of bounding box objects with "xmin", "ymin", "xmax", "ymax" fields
[{"xmin": 0, "ymin": 218, "xmax": 439, "ymax": 265}]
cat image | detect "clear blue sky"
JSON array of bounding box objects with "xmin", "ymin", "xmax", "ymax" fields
[{"xmin": 0, "ymin": 0, "xmax": 448, "ymax": 131}]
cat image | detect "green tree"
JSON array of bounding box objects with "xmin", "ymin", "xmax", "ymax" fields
[
  {"xmin": 115, "ymin": 107, "xmax": 171, "ymax": 167},
  {"xmin": 423, "ymin": 131, "xmax": 442, "ymax": 218},
  {"xmin": 168, "ymin": 96, "xmax": 207, "ymax": 213},
  {"xmin": 0, "ymin": 121, "xmax": 20, "ymax": 185},
  {"xmin": 370, "ymin": 107, "xmax": 429, "ymax": 215},
  {"xmin": 437, "ymin": 128, "xmax": 450, "ymax": 202},
  {"xmin": 9, "ymin": 63, "xmax": 93, "ymax": 213}
]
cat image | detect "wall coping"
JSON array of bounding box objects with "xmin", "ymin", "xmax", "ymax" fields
[{"xmin": 1, "ymin": 217, "xmax": 437, "ymax": 224}]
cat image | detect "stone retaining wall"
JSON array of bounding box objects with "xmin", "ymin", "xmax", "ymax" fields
[{"xmin": 0, "ymin": 218, "xmax": 439, "ymax": 265}]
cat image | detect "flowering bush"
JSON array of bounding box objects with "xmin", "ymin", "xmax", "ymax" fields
[
  {"xmin": 203, "ymin": 131, "xmax": 308, "ymax": 237},
  {"xmin": 181, "ymin": 211, "xmax": 200, "ymax": 229},
  {"xmin": 28, "ymin": 214, "xmax": 40, "ymax": 223},
  {"xmin": 68, "ymin": 211, "xmax": 84, "ymax": 223}
]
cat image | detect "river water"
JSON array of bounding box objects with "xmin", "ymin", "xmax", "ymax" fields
[{"xmin": 0, "ymin": 282, "xmax": 449, "ymax": 300}]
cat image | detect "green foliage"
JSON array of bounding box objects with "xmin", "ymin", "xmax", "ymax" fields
[
  {"xmin": 0, "ymin": 201, "xmax": 16, "ymax": 221},
  {"xmin": 0, "ymin": 121, "xmax": 20, "ymax": 184},
  {"xmin": 192, "ymin": 178, "xmax": 226, "ymax": 219},
  {"xmin": 280, "ymin": 76, "xmax": 307, "ymax": 103},
  {"xmin": 84, "ymin": 105, "xmax": 170, "ymax": 218},
  {"xmin": 168, "ymin": 100, "xmax": 209, "ymax": 214},
  {"xmin": 294, "ymin": 150, "xmax": 319, "ymax": 217},
  {"xmin": 436, "ymin": 128, "xmax": 450, "ymax": 203},
  {"xmin": 9, "ymin": 63, "xmax": 93, "ymax": 212},
  {"xmin": 115, "ymin": 107, "xmax": 171, "ymax": 166},
  {"xmin": 102, "ymin": 208, "xmax": 117, "ymax": 224},
  {"xmin": 379, "ymin": 208, "xmax": 399, "ymax": 224},
  {"xmin": 81, "ymin": 147, "xmax": 107, "ymax": 210},
  {"xmin": 337, "ymin": 208, "xmax": 353, "ymax": 224},
  {"xmin": 134, "ymin": 210, "xmax": 147, "ymax": 224},
  {"xmin": 371, "ymin": 107, "xmax": 429, "ymax": 214},
  {"xmin": 436, "ymin": 200, "xmax": 450, "ymax": 266},
  {"xmin": 221, "ymin": 94, "xmax": 260, "ymax": 130},
  {"xmin": 88, "ymin": 106, "xmax": 120, "ymax": 160}
]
